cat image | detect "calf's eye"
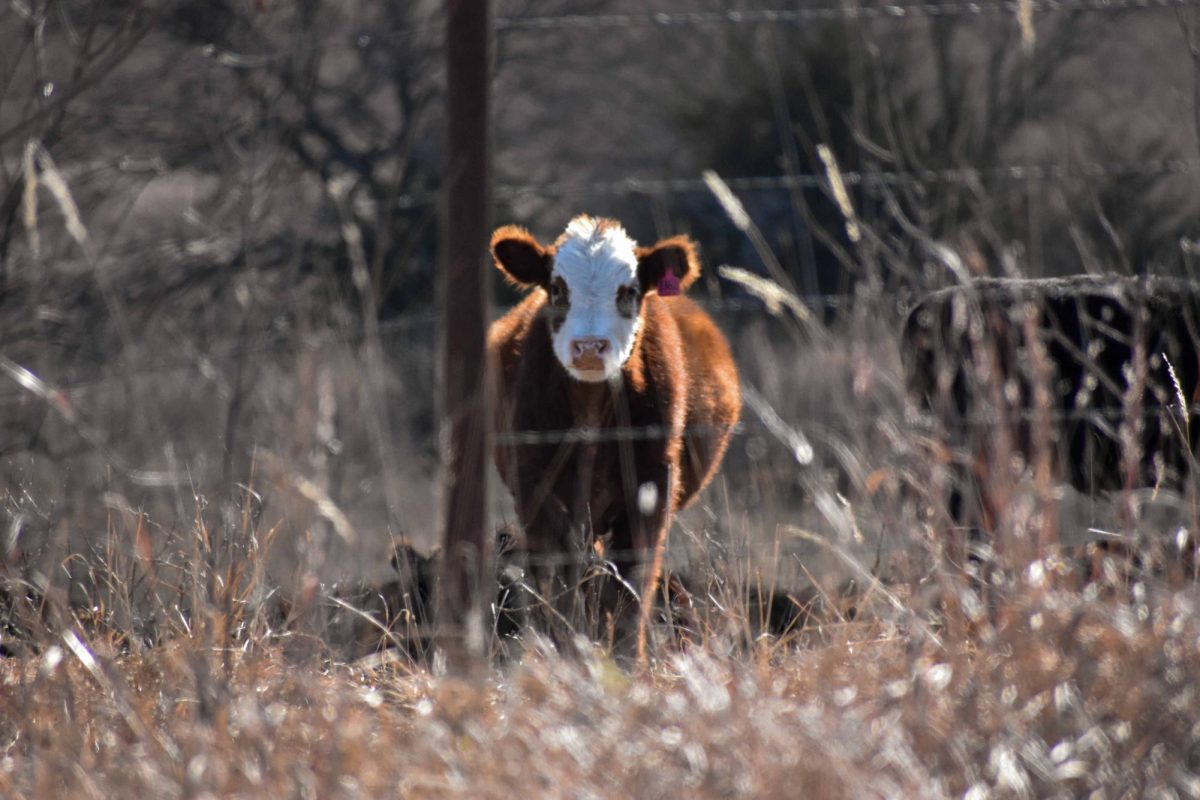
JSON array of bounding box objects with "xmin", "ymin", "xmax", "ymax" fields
[
  {"xmin": 616, "ymin": 285, "xmax": 639, "ymax": 314},
  {"xmin": 549, "ymin": 279, "xmax": 568, "ymax": 306}
]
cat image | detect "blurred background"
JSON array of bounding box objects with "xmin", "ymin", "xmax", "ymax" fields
[{"xmin": 3, "ymin": 0, "xmax": 1200, "ymax": 617}]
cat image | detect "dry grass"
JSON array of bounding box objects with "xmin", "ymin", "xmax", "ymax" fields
[
  {"xmin": 6, "ymin": 271, "xmax": 1200, "ymax": 797},
  {"xmin": 1, "ymin": 482, "xmax": 1200, "ymax": 799},
  {"xmin": 2, "ymin": 587, "xmax": 1200, "ymax": 797}
]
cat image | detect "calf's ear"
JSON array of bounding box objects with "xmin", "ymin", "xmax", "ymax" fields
[
  {"xmin": 636, "ymin": 235, "xmax": 701, "ymax": 296},
  {"xmin": 491, "ymin": 225, "xmax": 553, "ymax": 287}
]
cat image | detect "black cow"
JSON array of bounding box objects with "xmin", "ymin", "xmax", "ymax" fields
[{"xmin": 902, "ymin": 276, "xmax": 1200, "ymax": 503}]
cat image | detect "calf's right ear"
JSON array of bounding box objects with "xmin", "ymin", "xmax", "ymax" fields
[
  {"xmin": 636, "ymin": 235, "xmax": 701, "ymax": 296},
  {"xmin": 491, "ymin": 225, "xmax": 553, "ymax": 287}
]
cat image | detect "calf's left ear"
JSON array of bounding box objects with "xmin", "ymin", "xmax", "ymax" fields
[{"xmin": 636, "ymin": 236, "xmax": 701, "ymax": 296}]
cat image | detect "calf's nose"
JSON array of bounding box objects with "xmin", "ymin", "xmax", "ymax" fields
[
  {"xmin": 571, "ymin": 337, "xmax": 610, "ymax": 359},
  {"xmin": 570, "ymin": 338, "xmax": 610, "ymax": 371}
]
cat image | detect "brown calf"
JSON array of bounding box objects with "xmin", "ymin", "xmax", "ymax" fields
[{"xmin": 487, "ymin": 215, "xmax": 741, "ymax": 655}]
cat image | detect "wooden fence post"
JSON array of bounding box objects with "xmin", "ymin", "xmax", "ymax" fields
[{"xmin": 439, "ymin": 0, "xmax": 491, "ymax": 668}]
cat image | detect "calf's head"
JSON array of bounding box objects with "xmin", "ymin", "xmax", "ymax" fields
[{"xmin": 491, "ymin": 215, "xmax": 700, "ymax": 382}]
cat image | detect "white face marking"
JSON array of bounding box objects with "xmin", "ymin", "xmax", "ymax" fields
[{"xmin": 548, "ymin": 217, "xmax": 642, "ymax": 382}]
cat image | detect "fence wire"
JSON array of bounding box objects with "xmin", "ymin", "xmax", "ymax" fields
[
  {"xmin": 494, "ymin": 0, "xmax": 1200, "ymax": 30},
  {"xmin": 492, "ymin": 401, "xmax": 1200, "ymax": 448},
  {"xmin": 373, "ymin": 0, "xmax": 1200, "ymax": 40},
  {"xmin": 498, "ymin": 159, "xmax": 1200, "ymax": 197},
  {"xmin": 384, "ymin": 158, "xmax": 1200, "ymax": 208},
  {"xmin": 8, "ymin": 336, "xmax": 1200, "ymax": 467},
  {"xmin": 10, "ymin": 315, "xmax": 1200, "ymax": 446}
]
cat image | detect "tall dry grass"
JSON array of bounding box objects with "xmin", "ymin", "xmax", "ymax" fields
[
  {"xmin": 5, "ymin": 259, "xmax": 1200, "ymax": 797},
  {"xmin": 2, "ymin": 519, "xmax": 1200, "ymax": 797}
]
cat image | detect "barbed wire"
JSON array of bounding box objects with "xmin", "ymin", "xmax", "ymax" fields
[
  {"xmin": 493, "ymin": 159, "xmax": 1200, "ymax": 201},
  {"xmin": 6, "ymin": 347, "xmax": 1200, "ymax": 499},
  {"xmin": 490, "ymin": 400, "xmax": 1200, "ymax": 449},
  {"xmin": 330, "ymin": 0, "xmax": 1200, "ymax": 44},
  {"xmin": 494, "ymin": 0, "xmax": 1200, "ymax": 31},
  {"xmin": 8, "ymin": 376, "xmax": 1198, "ymax": 449},
  {"xmin": 40, "ymin": 128, "xmax": 1200, "ymax": 213},
  {"xmin": 9, "ymin": 334, "xmax": 1200, "ymax": 492},
  {"xmin": 8, "ymin": 301, "xmax": 1200, "ymax": 443},
  {"xmin": 10, "ymin": 246, "xmax": 1200, "ymax": 408},
  {"xmin": 382, "ymin": 157, "xmax": 1200, "ymax": 208},
  {"xmin": 494, "ymin": 422, "xmax": 748, "ymax": 446}
]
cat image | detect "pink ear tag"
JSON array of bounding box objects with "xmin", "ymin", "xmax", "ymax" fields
[{"xmin": 657, "ymin": 271, "xmax": 681, "ymax": 296}]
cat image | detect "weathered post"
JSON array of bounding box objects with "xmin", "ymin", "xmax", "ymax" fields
[{"xmin": 439, "ymin": 0, "xmax": 491, "ymax": 668}]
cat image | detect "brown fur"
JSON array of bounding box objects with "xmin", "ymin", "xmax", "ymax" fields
[{"xmin": 487, "ymin": 219, "xmax": 741, "ymax": 652}]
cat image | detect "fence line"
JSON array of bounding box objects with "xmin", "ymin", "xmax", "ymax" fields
[
  {"xmin": 373, "ymin": 0, "xmax": 1200, "ymax": 41},
  {"xmin": 382, "ymin": 157, "xmax": 1200, "ymax": 207},
  {"xmin": 494, "ymin": 422, "xmax": 748, "ymax": 447},
  {"xmin": 9, "ymin": 296, "xmax": 1200, "ymax": 436},
  {"xmin": 493, "ymin": 401, "xmax": 1200, "ymax": 449},
  {"xmin": 494, "ymin": 0, "xmax": 1200, "ymax": 30},
  {"xmin": 9, "ymin": 327, "xmax": 1200, "ymax": 473},
  {"xmin": 10, "ymin": 263, "xmax": 1200, "ymax": 405},
  {"xmin": 5, "ymin": 351, "xmax": 1200, "ymax": 497},
  {"xmin": 388, "ymin": 158, "xmax": 1200, "ymax": 209},
  {"xmin": 494, "ymin": 159, "xmax": 1200, "ymax": 200}
]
